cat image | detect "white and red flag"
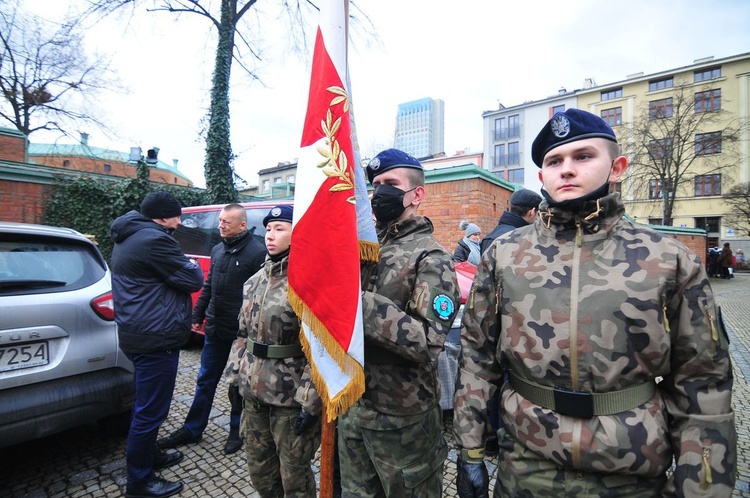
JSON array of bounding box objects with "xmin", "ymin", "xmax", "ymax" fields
[{"xmin": 288, "ymin": 0, "xmax": 377, "ymax": 422}]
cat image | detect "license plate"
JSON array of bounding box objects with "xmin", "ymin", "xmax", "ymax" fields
[{"xmin": 0, "ymin": 342, "xmax": 49, "ymax": 372}]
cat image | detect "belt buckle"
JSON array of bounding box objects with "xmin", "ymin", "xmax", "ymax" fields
[
  {"xmin": 553, "ymin": 386, "xmax": 594, "ymax": 419},
  {"xmin": 252, "ymin": 342, "xmax": 269, "ymax": 358}
]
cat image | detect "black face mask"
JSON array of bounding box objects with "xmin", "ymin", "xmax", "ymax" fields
[{"xmin": 370, "ymin": 184, "xmax": 415, "ymax": 223}]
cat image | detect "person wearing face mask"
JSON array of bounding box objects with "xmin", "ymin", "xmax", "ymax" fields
[
  {"xmin": 230, "ymin": 205, "xmax": 321, "ymax": 498},
  {"xmin": 338, "ymin": 148, "xmax": 460, "ymax": 497},
  {"xmin": 453, "ymin": 109, "xmax": 735, "ymax": 497}
]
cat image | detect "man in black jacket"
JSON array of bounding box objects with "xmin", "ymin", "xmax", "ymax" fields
[
  {"xmin": 111, "ymin": 191, "xmax": 204, "ymax": 498},
  {"xmin": 158, "ymin": 204, "xmax": 265, "ymax": 455},
  {"xmin": 480, "ymin": 188, "xmax": 542, "ymax": 254}
]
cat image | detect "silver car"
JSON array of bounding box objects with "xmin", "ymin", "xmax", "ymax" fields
[{"xmin": 0, "ymin": 222, "xmax": 135, "ymax": 448}]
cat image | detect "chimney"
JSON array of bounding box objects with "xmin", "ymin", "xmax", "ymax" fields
[
  {"xmin": 558, "ymin": 87, "xmax": 567, "ymax": 95},
  {"xmin": 79, "ymin": 132, "xmax": 89, "ymax": 145},
  {"xmin": 584, "ymin": 78, "xmax": 595, "ymax": 89},
  {"xmin": 173, "ymin": 159, "xmax": 179, "ymax": 169}
]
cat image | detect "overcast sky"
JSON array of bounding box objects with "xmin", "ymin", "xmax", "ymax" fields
[{"xmin": 22, "ymin": 0, "xmax": 750, "ymax": 188}]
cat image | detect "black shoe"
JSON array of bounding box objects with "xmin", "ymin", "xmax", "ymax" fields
[
  {"xmin": 223, "ymin": 427, "xmax": 243, "ymax": 455},
  {"xmin": 157, "ymin": 427, "xmax": 201, "ymax": 449},
  {"xmin": 154, "ymin": 449, "xmax": 184, "ymax": 470},
  {"xmin": 126, "ymin": 477, "xmax": 184, "ymax": 498}
]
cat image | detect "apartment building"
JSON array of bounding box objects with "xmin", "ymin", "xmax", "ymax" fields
[{"xmin": 482, "ymin": 52, "xmax": 750, "ymax": 250}]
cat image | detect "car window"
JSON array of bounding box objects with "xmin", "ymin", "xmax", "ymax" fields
[
  {"xmin": 0, "ymin": 236, "xmax": 106, "ymax": 295},
  {"xmin": 175, "ymin": 207, "xmax": 268, "ymax": 257},
  {"xmin": 175, "ymin": 211, "xmax": 220, "ymax": 257}
]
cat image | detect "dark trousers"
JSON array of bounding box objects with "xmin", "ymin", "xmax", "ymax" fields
[
  {"xmin": 125, "ymin": 349, "xmax": 180, "ymax": 485},
  {"xmin": 184, "ymin": 333, "xmax": 240, "ymax": 437}
]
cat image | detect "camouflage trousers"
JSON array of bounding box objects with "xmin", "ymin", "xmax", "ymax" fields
[
  {"xmin": 243, "ymin": 400, "xmax": 321, "ymax": 498},
  {"xmin": 338, "ymin": 404, "xmax": 447, "ymax": 498},
  {"xmin": 493, "ymin": 429, "xmax": 666, "ymax": 498}
]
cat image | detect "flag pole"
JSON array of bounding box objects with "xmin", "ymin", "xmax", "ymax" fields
[{"xmin": 319, "ymin": 406, "xmax": 335, "ymax": 498}]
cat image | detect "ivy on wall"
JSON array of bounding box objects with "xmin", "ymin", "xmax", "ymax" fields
[{"xmin": 44, "ymin": 162, "xmax": 211, "ymax": 261}]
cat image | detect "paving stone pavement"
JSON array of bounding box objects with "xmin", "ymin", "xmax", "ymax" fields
[{"xmin": 1, "ymin": 273, "xmax": 748, "ymax": 497}]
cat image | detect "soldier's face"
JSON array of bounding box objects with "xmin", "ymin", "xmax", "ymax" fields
[
  {"xmin": 265, "ymin": 221, "xmax": 292, "ymax": 255},
  {"xmin": 538, "ymin": 138, "xmax": 626, "ymax": 202}
]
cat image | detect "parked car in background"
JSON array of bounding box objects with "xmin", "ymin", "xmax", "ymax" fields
[{"xmin": 0, "ymin": 222, "xmax": 134, "ymax": 448}]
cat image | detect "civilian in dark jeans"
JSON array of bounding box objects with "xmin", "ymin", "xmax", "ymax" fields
[
  {"xmin": 110, "ymin": 191, "xmax": 204, "ymax": 498},
  {"xmin": 158, "ymin": 204, "xmax": 266, "ymax": 454}
]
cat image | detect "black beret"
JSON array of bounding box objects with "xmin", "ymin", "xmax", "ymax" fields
[
  {"xmin": 366, "ymin": 148, "xmax": 423, "ymax": 185},
  {"xmin": 140, "ymin": 191, "xmax": 182, "ymax": 219},
  {"xmin": 531, "ymin": 108, "xmax": 617, "ymax": 167},
  {"xmin": 263, "ymin": 204, "xmax": 294, "ymax": 227},
  {"xmin": 509, "ymin": 188, "xmax": 542, "ymax": 209}
]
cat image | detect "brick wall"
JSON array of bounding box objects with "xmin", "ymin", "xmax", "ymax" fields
[
  {"xmin": 422, "ymin": 177, "xmax": 512, "ymax": 253},
  {"xmin": 0, "ymin": 132, "xmax": 26, "ymax": 162},
  {"xmin": 31, "ymin": 154, "xmax": 191, "ymax": 187},
  {"xmin": 0, "ymin": 179, "xmax": 48, "ymax": 224}
]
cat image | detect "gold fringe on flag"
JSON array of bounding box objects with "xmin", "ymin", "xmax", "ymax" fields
[
  {"xmin": 289, "ymin": 287, "xmax": 366, "ymax": 422},
  {"xmin": 359, "ymin": 240, "xmax": 379, "ymax": 263}
]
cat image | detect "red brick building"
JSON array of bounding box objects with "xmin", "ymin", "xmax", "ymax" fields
[{"xmin": 0, "ymin": 127, "xmax": 194, "ymax": 224}]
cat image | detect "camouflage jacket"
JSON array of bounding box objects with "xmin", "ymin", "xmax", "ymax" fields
[
  {"xmin": 453, "ymin": 193, "xmax": 735, "ymax": 496},
  {"xmin": 358, "ymin": 215, "xmax": 460, "ymax": 421},
  {"xmin": 234, "ymin": 254, "xmax": 321, "ymax": 415}
]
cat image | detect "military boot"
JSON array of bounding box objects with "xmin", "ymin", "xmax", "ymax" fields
[{"xmin": 224, "ymin": 426, "xmax": 243, "ymax": 454}]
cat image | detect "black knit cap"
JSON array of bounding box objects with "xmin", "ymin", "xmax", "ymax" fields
[
  {"xmin": 510, "ymin": 188, "xmax": 543, "ymax": 209},
  {"xmin": 531, "ymin": 108, "xmax": 618, "ymax": 167},
  {"xmin": 140, "ymin": 191, "xmax": 182, "ymax": 219}
]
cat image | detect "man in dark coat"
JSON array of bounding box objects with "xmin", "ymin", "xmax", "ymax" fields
[
  {"xmin": 158, "ymin": 204, "xmax": 266, "ymax": 455},
  {"xmin": 480, "ymin": 188, "xmax": 542, "ymax": 254},
  {"xmin": 111, "ymin": 191, "xmax": 204, "ymax": 498}
]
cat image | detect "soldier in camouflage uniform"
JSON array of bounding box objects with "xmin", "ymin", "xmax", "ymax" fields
[
  {"xmin": 453, "ymin": 109, "xmax": 736, "ymax": 497},
  {"xmin": 338, "ymin": 148, "xmax": 460, "ymax": 497},
  {"xmin": 232, "ymin": 205, "xmax": 321, "ymax": 498}
]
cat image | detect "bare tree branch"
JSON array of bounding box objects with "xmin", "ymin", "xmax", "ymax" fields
[{"xmin": 622, "ymin": 80, "xmax": 746, "ymax": 225}]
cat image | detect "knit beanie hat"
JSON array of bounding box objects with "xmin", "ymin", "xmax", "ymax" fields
[
  {"xmin": 460, "ymin": 220, "xmax": 481, "ymax": 237},
  {"xmin": 140, "ymin": 191, "xmax": 182, "ymax": 219}
]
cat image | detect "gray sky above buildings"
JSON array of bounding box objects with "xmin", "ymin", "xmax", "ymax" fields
[{"xmin": 23, "ymin": 0, "xmax": 750, "ymax": 188}]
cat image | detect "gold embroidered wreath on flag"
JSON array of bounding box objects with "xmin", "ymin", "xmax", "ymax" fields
[{"xmin": 316, "ymin": 86, "xmax": 356, "ymax": 204}]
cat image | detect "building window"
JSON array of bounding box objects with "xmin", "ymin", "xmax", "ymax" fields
[
  {"xmin": 649, "ymin": 138, "xmax": 672, "ymax": 160},
  {"xmin": 694, "ymin": 67, "xmax": 721, "ymax": 82},
  {"xmin": 508, "ymin": 168, "xmax": 524, "ymax": 184},
  {"xmin": 103, "ymin": 164, "xmax": 111, "ymax": 172},
  {"xmin": 508, "ymin": 115, "xmax": 520, "ymax": 138},
  {"xmin": 494, "ymin": 144, "xmax": 506, "ymax": 167},
  {"xmin": 648, "ymin": 218, "xmax": 664, "ymax": 226},
  {"xmin": 601, "ymin": 107, "xmax": 622, "ymax": 127},
  {"xmin": 286, "ymin": 174, "xmax": 295, "ymax": 183},
  {"xmin": 695, "ymin": 174, "xmax": 721, "ymax": 196},
  {"xmin": 494, "ymin": 117, "xmax": 506, "ymax": 141},
  {"xmin": 649, "ymin": 98, "xmax": 673, "ymax": 119},
  {"xmin": 551, "ymin": 104, "xmax": 565, "ymax": 115},
  {"xmin": 274, "ymin": 177, "xmax": 282, "ymax": 184},
  {"xmin": 696, "ymin": 132, "xmax": 722, "ymax": 155},
  {"xmin": 695, "ymin": 89, "xmax": 721, "ymax": 113},
  {"xmin": 695, "ymin": 216, "xmax": 720, "ymax": 233},
  {"xmin": 648, "ymin": 77, "xmax": 673, "ymax": 92},
  {"xmin": 63, "ymin": 160, "xmax": 70, "ymax": 167},
  {"xmin": 262, "ymin": 179, "xmax": 270, "ymax": 192},
  {"xmin": 648, "ymin": 179, "xmax": 669, "ymax": 199},
  {"xmin": 601, "ymin": 88, "xmax": 623, "ymax": 101},
  {"xmin": 508, "ymin": 142, "xmax": 519, "ymax": 165}
]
